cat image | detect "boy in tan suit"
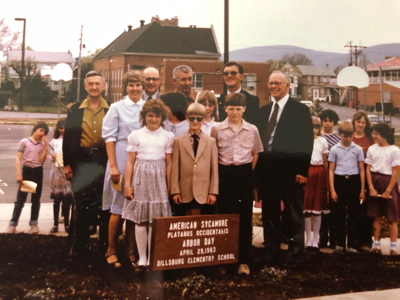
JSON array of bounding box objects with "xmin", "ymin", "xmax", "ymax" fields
[{"xmin": 171, "ymin": 103, "xmax": 218, "ymax": 216}]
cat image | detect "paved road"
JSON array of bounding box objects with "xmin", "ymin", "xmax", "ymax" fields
[
  {"xmin": 320, "ymin": 102, "xmax": 400, "ymax": 132},
  {"xmin": 0, "ymin": 111, "xmax": 67, "ymax": 120},
  {"xmin": 0, "ymin": 124, "xmax": 54, "ymax": 204}
]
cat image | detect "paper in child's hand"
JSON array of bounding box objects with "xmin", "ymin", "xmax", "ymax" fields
[
  {"xmin": 21, "ymin": 180, "xmax": 37, "ymax": 194},
  {"xmin": 112, "ymin": 175, "xmax": 123, "ymax": 191}
]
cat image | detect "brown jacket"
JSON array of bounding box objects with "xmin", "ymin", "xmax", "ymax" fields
[{"xmin": 171, "ymin": 131, "xmax": 218, "ymax": 204}]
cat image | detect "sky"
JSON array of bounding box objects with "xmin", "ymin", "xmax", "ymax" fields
[{"xmin": 1, "ymin": 0, "xmax": 399, "ymax": 60}]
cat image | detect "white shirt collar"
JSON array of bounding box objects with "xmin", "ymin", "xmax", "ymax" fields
[
  {"xmin": 124, "ymin": 96, "xmax": 144, "ymax": 106},
  {"xmin": 271, "ymin": 94, "xmax": 289, "ymax": 109},
  {"xmin": 142, "ymin": 91, "xmax": 159, "ymax": 100},
  {"xmin": 143, "ymin": 126, "xmax": 163, "ymax": 133},
  {"xmin": 227, "ymin": 87, "xmax": 241, "ymax": 94}
]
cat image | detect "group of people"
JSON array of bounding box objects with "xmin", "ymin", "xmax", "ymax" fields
[
  {"xmin": 7, "ymin": 61, "xmax": 400, "ymax": 276},
  {"xmin": 304, "ymin": 109, "xmax": 400, "ymax": 257}
]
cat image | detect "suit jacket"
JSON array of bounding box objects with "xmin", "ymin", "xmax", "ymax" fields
[
  {"xmin": 171, "ymin": 131, "xmax": 219, "ymax": 204},
  {"xmin": 63, "ymin": 99, "xmax": 110, "ymax": 168},
  {"xmin": 218, "ymin": 89, "xmax": 260, "ymax": 126},
  {"xmin": 256, "ymin": 97, "xmax": 313, "ymax": 183}
]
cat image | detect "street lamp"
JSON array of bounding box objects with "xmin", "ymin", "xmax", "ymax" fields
[{"xmin": 15, "ymin": 18, "xmax": 26, "ymax": 109}]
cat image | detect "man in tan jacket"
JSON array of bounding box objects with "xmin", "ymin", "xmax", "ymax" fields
[{"xmin": 171, "ymin": 103, "xmax": 218, "ymax": 216}]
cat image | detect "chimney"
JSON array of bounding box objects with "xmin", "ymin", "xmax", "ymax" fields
[
  {"xmin": 385, "ymin": 56, "xmax": 394, "ymax": 60},
  {"xmin": 140, "ymin": 20, "xmax": 145, "ymax": 27},
  {"xmin": 127, "ymin": 25, "xmax": 132, "ymax": 31}
]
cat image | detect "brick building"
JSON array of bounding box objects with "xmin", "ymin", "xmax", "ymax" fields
[
  {"xmin": 93, "ymin": 16, "xmax": 270, "ymax": 104},
  {"xmin": 356, "ymin": 57, "xmax": 400, "ymax": 112}
]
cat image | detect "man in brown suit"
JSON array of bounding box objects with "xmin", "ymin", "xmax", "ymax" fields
[{"xmin": 171, "ymin": 103, "xmax": 218, "ymax": 216}]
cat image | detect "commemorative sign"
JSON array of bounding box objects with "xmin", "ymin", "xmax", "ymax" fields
[{"xmin": 150, "ymin": 214, "xmax": 239, "ymax": 271}]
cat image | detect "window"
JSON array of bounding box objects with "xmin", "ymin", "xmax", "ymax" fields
[
  {"xmin": 307, "ymin": 88, "xmax": 311, "ymax": 97},
  {"xmin": 320, "ymin": 89, "xmax": 325, "ymax": 97},
  {"xmin": 313, "ymin": 76, "xmax": 318, "ymax": 85},
  {"xmin": 307, "ymin": 76, "xmax": 311, "ymax": 84},
  {"xmin": 242, "ymin": 74, "xmax": 256, "ymax": 95},
  {"xmin": 192, "ymin": 73, "xmax": 203, "ymax": 88}
]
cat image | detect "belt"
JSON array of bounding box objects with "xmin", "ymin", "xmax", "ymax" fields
[{"xmin": 80, "ymin": 147, "xmax": 101, "ymax": 155}]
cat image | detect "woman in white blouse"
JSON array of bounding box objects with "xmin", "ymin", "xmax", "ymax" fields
[{"xmin": 102, "ymin": 71, "xmax": 145, "ymax": 268}]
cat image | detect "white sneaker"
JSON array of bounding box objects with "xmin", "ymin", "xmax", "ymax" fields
[
  {"xmin": 6, "ymin": 225, "xmax": 16, "ymax": 233},
  {"xmin": 237, "ymin": 264, "xmax": 250, "ymax": 275},
  {"xmin": 29, "ymin": 225, "xmax": 39, "ymax": 234}
]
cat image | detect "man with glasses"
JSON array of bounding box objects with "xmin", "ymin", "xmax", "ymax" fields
[
  {"xmin": 142, "ymin": 67, "xmax": 161, "ymax": 100},
  {"xmin": 63, "ymin": 70, "xmax": 110, "ymax": 255},
  {"xmin": 173, "ymin": 65, "xmax": 198, "ymax": 107},
  {"xmin": 256, "ymin": 70, "xmax": 313, "ymax": 269},
  {"xmin": 218, "ymin": 61, "xmax": 260, "ymax": 125}
]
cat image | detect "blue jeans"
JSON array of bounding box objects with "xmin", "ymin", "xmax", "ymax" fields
[{"xmin": 10, "ymin": 166, "xmax": 43, "ymax": 226}]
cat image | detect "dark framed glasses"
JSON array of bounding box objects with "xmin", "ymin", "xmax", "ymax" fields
[
  {"xmin": 188, "ymin": 116, "xmax": 204, "ymax": 122},
  {"xmin": 223, "ymin": 71, "xmax": 238, "ymax": 76},
  {"xmin": 145, "ymin": 77, "xmax": 159, "ymax": 82}
]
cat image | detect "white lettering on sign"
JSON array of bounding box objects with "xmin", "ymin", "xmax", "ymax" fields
[
  {"xmin": 169, "ymin": 221, "xmax": 198, "ymax": 230},
  {"xmin": 182, "ymin": 239, "xmax": 201, "ymax": 247},
  {"xmin": 201, "ymin": 219, "xmax": 228, "ymax": 228}
]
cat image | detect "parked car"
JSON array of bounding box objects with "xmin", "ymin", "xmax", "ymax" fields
[
  {"xmin": 368, "ymin": 114, "xmax": 391, "ymax": 125},
  {"xmin": 300, "ymin": 100, "xmax": 314, "ymax": 108}
]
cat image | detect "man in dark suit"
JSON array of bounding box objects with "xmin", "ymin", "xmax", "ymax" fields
[
  {"xmin": 256, "ymin": 70, "xmax": 313, "ymax": 268},
  {"xmin": 218, "ymin": 62, "xmax": 260, "ymax": 125},
  {"xmin": 63, "ymin": 70, "xmax": 110, "ymax": 255}
]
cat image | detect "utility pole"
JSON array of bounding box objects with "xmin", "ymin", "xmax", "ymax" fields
[
  {"xmin": 76, "ymin": 25, "xmax": 83, "ymax": 102},
  {"xmin": 224, "ymin": 0, "xmax": 229, "ymax": 95},
  {"xmin": 345, "ymin": 42, "xmax": 353, "ymax": 65}
]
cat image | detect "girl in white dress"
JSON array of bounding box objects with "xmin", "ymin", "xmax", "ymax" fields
[
  {"xmin": 49, "ymin": 118, "xmax": 72, "ymax": 233},
  {"xmin": 123, "ymin": 99, "xmax": 174, "ymax": 270},
  {"xmin": 197, "ymin": 91, "xmax": 220, "ymax": 136}
]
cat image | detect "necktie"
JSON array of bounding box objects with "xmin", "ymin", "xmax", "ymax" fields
[
  {"xmin": 147, "ymin": 96, "xmax": 152, "ymax": 101},
  {"xmin": 263, "ymin": 103, "xmax": 279, "ymax": 148},
  {"xmin": 191, "ymin": 134, "xmax": 199, "ymax": 157}
]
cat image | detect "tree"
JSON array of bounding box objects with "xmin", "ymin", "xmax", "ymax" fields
[
  {"xmin": 334, "ymin": 64, "xmax": 346, "ymax": 75},
  {"xmin": 281, "ymin": 52, "xmax": 313, "ymax": 66},
  {"xmin": 0, "ymin": 19, "xmax": 19, "ymax": 63}
]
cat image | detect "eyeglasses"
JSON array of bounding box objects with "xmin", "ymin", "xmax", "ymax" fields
[
  {"xmin": 188, "ymin": 116, "xmax": 204, "ymax": 122},
  {"xmin": 223, "ymin": 71, "xmax": 238, "ymax": 76},
  {"xmin": 145, "ymin": 77, "xmax": 159, "ymax": 82},
  {"xmin": 268, "ymin": 82, "xmax": 284, "ymax": 86}
]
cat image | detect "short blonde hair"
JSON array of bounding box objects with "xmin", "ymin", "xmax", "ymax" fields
[
  {"xmin": 198, "ymin": 91, "xmax": 218, "ymax": 121},
  {"xmin": 338, "ymin": 121, "xmax": 354, "ymax": 136},
  {"xmin": 186, "ymin": 103, "xmax": 206, "ymax": 117}
]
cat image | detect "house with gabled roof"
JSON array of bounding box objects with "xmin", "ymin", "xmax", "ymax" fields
[
  {"xmin": 297, "ymin": 65, "xmax": 337, "ymax": 103},
  {"xmin": 94, "ymin": 16, "xmax": 222, "ymax": 102},
  {"xmin": 7, "ymin": 50, "xmax": 74, "ymax": 90}
]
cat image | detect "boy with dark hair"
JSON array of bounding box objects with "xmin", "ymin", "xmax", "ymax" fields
[
  {"xmin": 171, "ymin": 103, "xmax": 219, "ymax": 216},
  {"xmin": 211, "ymin": 93, "xmax": 263, "ymax": 275},
  {"xmin": 318, "ymin": 109, "xmax": 340, "ymax": 248},
  {"xmin": 7, "ymin": 121, "xmax": 49, "ymax": 234},
  {"xmin": 328, "ymin": 121, "xmax": 365, "ymax": 253}
]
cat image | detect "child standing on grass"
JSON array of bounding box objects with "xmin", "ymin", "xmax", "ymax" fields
[
  {"xmin": 171, "ymin": 103, "xmax": 219, "ymax": 216},
  {"xmin": 365, "ymin": 123, "xmax": 400, "ymax": 255},
  {"xmin": 303, "ymin": 117, "xmax": 329, "ymax": 251},
  {"xmin": 49, "ymin": 118, "xmax": 72, "ymax": 233},
  {"xmin": 197, "ymin": 91, "xmax": 220, "ymax": 136},
  {"xmin": 211, "ymin": 93, "xmax": 263, "ymax": 275},
  {"xmin": 328, "ymin": 121, "xmax": 365, "ymax": 253},
  {"xmin": 123, "ymin": 99, "xmax": 174, "ymax": 270},
  {"xmin": 7, "ymin": 121, "xmax": 49, "ymax": 234}
]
